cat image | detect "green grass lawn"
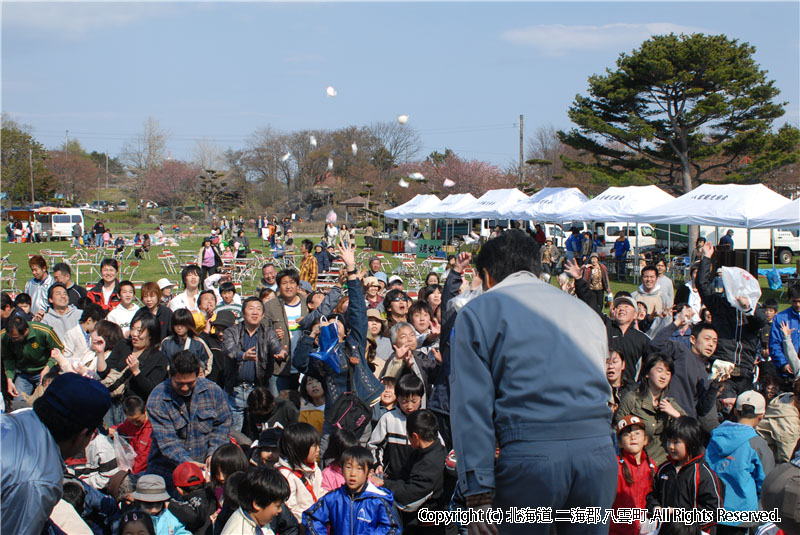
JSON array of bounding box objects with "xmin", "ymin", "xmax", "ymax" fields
[{"xmin": 2, "ymin": 215, "xmax": 797, "ymax": 312}]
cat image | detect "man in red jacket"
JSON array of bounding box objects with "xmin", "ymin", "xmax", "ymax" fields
[{"xmin": 110, "ymin": 395, "xmax": 152, "ymax": 474}]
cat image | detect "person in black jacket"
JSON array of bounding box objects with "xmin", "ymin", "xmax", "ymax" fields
[
  {"xmin": 170, "ymin": 461, "xmax": 217, "ymax": 535},
  {"xmin": 98, "ymin": 311, "xmax": 169, "ymax": 424},
  {"xmin": 567, "ymin": 258, "xmax": 652, "ymax": 384},
  {"xmin": 695, "ymin": 241, "xmax": 766, "ymax": 398},
  {"xmin": 646, "ymin": 416, "xmax": 725, "ymax": 535},
  {"xmin": 380, "ymin": 409, "xmax": 446, "ymax": 535},
  {"xmin": 650, "ymin": 308, "xmax": 724, "ymax": 431},
  {"xmin": 222, "ymin": 297, "xmax": 285, "ymax": 433}
]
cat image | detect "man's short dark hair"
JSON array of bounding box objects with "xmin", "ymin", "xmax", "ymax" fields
[
  {"xmin": 62, "ymin": 480, "xmax": 86, "ymax": 515},
  {"xmin": 408, "ymin": 300, "xmax": 432, "ymax": 319},
  {"xmin": 52, "ymin": 262, "xmax": 72, "ymax": 277},
  {"xmin": 276, "ymin": 269, "xmax": 300, "ymax": 286},
  {"xmin": 122, "ymin": 395, "xmax": 146, "ymax": 416},
  {"xmin": 198, "ymin": 289, "xmax": 216, "ymax": 305},
  {"xmin": 219, "ymin": 281, "xmax": 236, "ymax": 294},
  {"xmin": 80, "ymin": 304, "xmax": 106, "ymax": 323},
  {"xmin": 339, "ymin": 445, "xmax": 373, "ymax": 471},
  {"xmin": 239, "ymin": 466, "xmax": 290, "ymax": 511},
  {"xmin": 6, "ymin": 314, "xmax": 28, "ymax": 335},
  {"xmin": 396, "ymin": 374, "xmax": 425, "ymax": 399},
  {"xmin": 170, "ymin": 350, "xmax": 202, "ymax": 376},
  {"xmin": 406, "ymin": 409, "xmax": 439, "ymax": 442},
  {"xmin": 764, "ymin": 298, "xmax": 779, "ymax": 310},
  {"xmin": 306, "ymin": 291, "xmax": 323, "ymax": 307},
  {"xmin": 99, "ymin": 258, "xmax": 119, "ymax": 272},
  {"xmin": 788, "ymin": 284, "xmax": 800, "ymax": 301},
  {"xmin": 14, "ymin": 293, "xmax": 32, "ymax": 307},
  {"xmin": 1, "ymin": 292, "xmax": 12, "ymax": 310},
  {"xmin": 180, "ymin": 265, "xmax": 201, "ymax": 288},
  {"xmin": 47, "ymin": 283, "xmax": 68, "ymax": 301},
  {"xmin": 475, "ymin": 230, "xmax": 541, "ymax": 284},
  {"xmin": 641, "ymin": 265, "xmax": 658, "ymax": 277},
  {"xmin": 301, "ymin": 239, "xmax": 314, "ymax": 253},
  {"xmin": 691, "ymin": 322, "xmax": 717, "ymax": 338},
  {"xmin": 262, "ymin": 263, "xmax": 275, "ymax": 272},
  {"xmin": 118, "ymin": 280, "xmax": 135, "ymax": 293},
  {"xmin": 242, "ymin": 296, "xmax": 263, "ymax": 313}
]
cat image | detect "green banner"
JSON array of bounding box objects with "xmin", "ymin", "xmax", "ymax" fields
[{"xmin": 416, "ymin": 239, "xmax": 443, "ymax": 258}]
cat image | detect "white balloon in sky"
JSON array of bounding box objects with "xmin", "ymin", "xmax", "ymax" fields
[
  {"xmin": 351, "ymin": 143, "xmax": 358, "ymax": 156},
  {"xmin": 443, "ymin": 178, "xmax": 456, "ymax": 187},
  {"xmin": 281, "ymin": 152, "xmax": 291, "ymax": 162},
  {"xmin": 408, "ymin": 172, "xmax": 424, "ymax": 181},
  {"xmin": 398, "ymin": 178, "xmax": 409, "ymax": 188},
  {"xmin": 327, "ymin": 157, "xmax": 334, "ymax": 170},
  {"xmin": 326, "ymin": 86, "xmax": 337, "ymax": 97},
  {"xmin": 310, "ymin": 135, "xmax": 317, "ymax": 147},
  {"xmin": 397, "ymin": 114, "xmax": 409, "ymax": 125}
]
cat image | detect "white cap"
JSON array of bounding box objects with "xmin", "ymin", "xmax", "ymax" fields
[
  {"xmin": 157, "ymin": 278, "xmax": 175, "ymax": 290},
  {"xmin": 735, "ymin": 390, "xmax": 766, "ymax": 415},
  {"xmin": 388, "ymin": 275, "xmax": 403, "ymax": 285}
]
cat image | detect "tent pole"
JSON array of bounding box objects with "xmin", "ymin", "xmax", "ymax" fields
[
  {"xmin": 667, "ymin": 225, "xmax": 672, "ymax": 281},
  {"xmin": 771, "ymin": 229, "xmax": 775, "ymax": 268},
  {"xmin": 634, "ymin": 222, "xmax": 640, "ymax": 285},
  {"xmin": 746, "ymin": 224, "xmax": 751, "ymax": 275}
]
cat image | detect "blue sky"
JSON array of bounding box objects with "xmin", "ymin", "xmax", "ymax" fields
[{"xmin": 3, "ymin": 1, "xmax": 798, "ymax": 168}]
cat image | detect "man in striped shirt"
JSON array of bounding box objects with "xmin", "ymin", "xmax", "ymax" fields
[{"xmin": 298, "ymin": 239, "xmax": 318, "ymax": 291}]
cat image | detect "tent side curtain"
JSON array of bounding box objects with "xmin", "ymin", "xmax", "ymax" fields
[
  {"xmin": 748, "ymin": 198, "xmax": 800, "ymax": 229},
  {"xmin": 636, "ymin": 183, "xmax": 792, "ymax": 227}
]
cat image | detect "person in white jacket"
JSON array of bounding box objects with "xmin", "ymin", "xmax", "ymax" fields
[{"xmin": 274, "ymin": 423, "xmax": 326, "ymax": 522}]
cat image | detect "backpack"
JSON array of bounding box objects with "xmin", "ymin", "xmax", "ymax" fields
[
  {"xmin": 101, "ymin": 366, "xmax": 130, "ymax": 398},
  {"xmin": 324, "ymin": 352, "xmax": 372, "ymax": 439}
]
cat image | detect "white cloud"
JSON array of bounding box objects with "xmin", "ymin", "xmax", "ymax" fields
[
  {"xmin": 2, "ymin": 2, "xmax": 182, "ymax": 40},
  {"xmin": 501, "ymin": 22, "xmax": 711, "ymax": 56}
]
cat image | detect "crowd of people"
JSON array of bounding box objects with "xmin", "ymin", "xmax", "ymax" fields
[{"xmin": 1, "ymin": 221, "xmax": 799, "ymax": 535}]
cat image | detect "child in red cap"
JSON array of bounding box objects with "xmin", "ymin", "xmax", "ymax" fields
[{"xmin": 169, "ymin": 461, "xmax": 217, "ymax": 534}]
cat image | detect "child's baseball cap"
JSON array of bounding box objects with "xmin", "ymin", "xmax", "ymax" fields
[
  {"xmin": 615, "ymin": 414, "xmax": 647, "ymax": 436},
  {"xmin": 173, "ymin": 462, "xmax": 205, "ymax": 488}
]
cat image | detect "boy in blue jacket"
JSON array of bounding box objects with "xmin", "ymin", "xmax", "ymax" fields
[
  {"xmin": 303, "ymin": 446, "xmax": 400, "ymax": 535},
  {"xmin": 706, "ymin": 391, "xmax": 775, "ymax": 534}
]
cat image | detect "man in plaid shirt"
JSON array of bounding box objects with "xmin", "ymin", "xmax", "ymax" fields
[
  {"xmin": 145, "ymin": 350, "xmax": 231, "ymax": 488},
  {"xmin": 298, "ymin": 239, "xmax": 318, "ymax": 291}
]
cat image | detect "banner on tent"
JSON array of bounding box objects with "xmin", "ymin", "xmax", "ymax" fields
[{"xmin": 416, "ymin": 239, "xmax": 443, "ymax": 258}]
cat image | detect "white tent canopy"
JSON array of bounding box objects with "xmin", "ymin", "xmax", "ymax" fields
[
  {"xmin": 561, "ymin": 185, "xmax": 675, "ymax": 222},
  {"xmin": 452, "ymin": 188, "xmax": 529, "ymax": 219},
  {"xmin": 415, "ymin": 193, "xmax": 477, "ymax": 219},
  {"xmin": 502, "ymin": 187, "xmax": 589, "ymax": 221},
  {"xmin": 384, "ymin": 194, "xmax": 441, "ymax": 220},
  {"xmin": 640, "ymin": 183, "xmax": 792, "ymax": 227},
  {"xmin": 748, "ymin": 198, "xmax": 800, "ymax": 229}
]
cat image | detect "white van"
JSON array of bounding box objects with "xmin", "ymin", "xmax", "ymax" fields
[
  {"xmin": 702, "ymin": 227, "xmax": 799, "ymax": 265},
  {"xmin": 595, "ymin": 223, "xmax": 656, "ymax": 255},
  {"xmin": 49, "ymin": 208, "xmax": 85, "ymax": 240}
]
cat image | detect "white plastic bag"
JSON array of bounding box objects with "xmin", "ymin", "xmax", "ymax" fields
[
  {"xmin": 639, "ymin": 518, "xmax": 660, "ymax": 534},
  {"xmin": 112, "ymin": 433, "xmax": 136, "ymax": 472},
  {"xmin": 720, "ymin": 266, "xmax": 761, "ymax": 315}
]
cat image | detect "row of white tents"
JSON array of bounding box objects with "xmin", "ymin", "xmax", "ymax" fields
[{"xmin": 384, "ymin": 184, "xmax": 800, "ymax": 229}]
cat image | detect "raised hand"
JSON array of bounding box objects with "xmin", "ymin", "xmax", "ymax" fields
[
  {"xmin": 702, "ymin": 240, "xmax": 715, "ymax": 259},
  {"xmin": 337, "ymin": 236, "xmax": 356, "ymax": 272},
  {"xmin": 564, "ymin": 258, "xmax": 583, "ymax": 280},
  {"xmin": 454, "ymin": 252, "xmax": 472, "ymax": 273}
]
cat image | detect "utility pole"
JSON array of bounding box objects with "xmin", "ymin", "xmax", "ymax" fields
[
  {"xmin": 518, "ymin": 115, "xmax": 524, "ymax": 185},
  {"xmin": 105, "ymin": 152, "xmax": 109, "ymax": 188},
  {"xmin": 97, "ymin": 165, "xmax": 101, "ymax": 207},
  {"xmin": 29, "ymin": 149, "xmax": 34, "ymax": 205}
]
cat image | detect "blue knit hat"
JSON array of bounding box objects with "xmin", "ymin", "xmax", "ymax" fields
[{"xmin": 40, "ymin": 373, "xmax": 112, "ymax": 431}]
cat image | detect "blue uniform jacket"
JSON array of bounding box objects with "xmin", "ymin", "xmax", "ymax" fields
[
  {"xmin": 769, "ymin": 306, "xmax": 800, "ymax": 371},
  {"xmin": 303, "ymin": 482, "xmax": 400, "ymax": 535}
]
